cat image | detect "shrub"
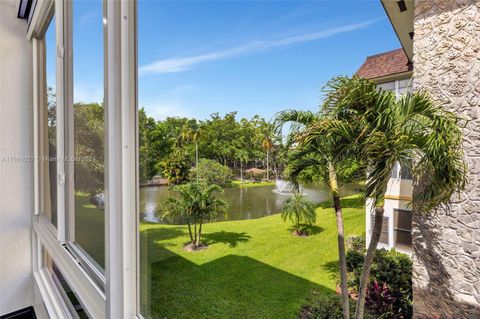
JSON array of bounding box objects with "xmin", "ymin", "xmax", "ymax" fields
[
  {"xmin": 346, "ymin": 250, "xmax": 364, "ymax": 273},
  {"xmin": 348, "ymin": 248, "xmax": 412, "ymax": 318},
  {"xmin": 365, "ymin": 280, "xmax": 396, "ymax": 318},
  {"xmin": 346, "ymin": 250, "xmax": 364, "ymax": 289},
  {"xmin": 300, "ymin": 294, "xmax": 355, "ymax": 319},
  {"xmin": 190, "ymin": 158, "xmax": 233, "ymax": 186},
  {"xmin": 346, "ymin": 235, "xmax": 366, "ymax": 252},
  {"xmin": 370, "ymin": 249, "xmax": 412, "ymax": 318},
  {"xmin": 159, "ymin": 151, "xmax": 191, "ymax": 185}
]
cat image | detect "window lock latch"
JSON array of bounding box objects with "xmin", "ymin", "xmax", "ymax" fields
[{"xmin": 58, "ymin": 173, "xmax": 65, "ymax": 185}]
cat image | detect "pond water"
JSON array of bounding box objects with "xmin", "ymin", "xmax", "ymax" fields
[{"xmin": 140, "ymin": 181, "xmax": 361, "ymax": 224}]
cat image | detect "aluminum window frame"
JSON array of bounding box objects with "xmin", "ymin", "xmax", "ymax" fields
[{"xmin": 30, "ymin": 0, "xmax": 139, "ymax": 318}]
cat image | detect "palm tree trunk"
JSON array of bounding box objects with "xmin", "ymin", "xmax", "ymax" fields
[
  {"xmin": 193, "ymin": 217, "xmax": 197, "ymax": 247},
  {"xmin": 240, "ymin": 162, "xmax": 243, "ymax": 183},
  {"xmin": 266, "ymin": 149, "xmax": 270, "ymax": 181},
  {"xmin": 329, "ymin": 163, "xmax": 350, "ymax": 319},
  {"xmin": 333, "ymin": 195, "xmax": 350, "ymax": 319},
  {"xmin": 355, "ymin": 206, "xmax": 384, "ymax": 319},
  {"xmin": 186, "ymin": 219, "xmax": 194, "ymax": 244},
  {"xmin": 196, "ymin": 219, "xmax": 203, "ymax": 246},
  {"xmin": 296, "ymin": 213, "xmax": 300, "ymax": 234},
  {"xmin": 195, "ymin": 142, "xmax": 199, "ymax": 181}
]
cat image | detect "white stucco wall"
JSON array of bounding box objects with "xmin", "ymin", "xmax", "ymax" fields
[{"xmin": 0, "ymin": 0, "xmax": 35, "ymax": 315}]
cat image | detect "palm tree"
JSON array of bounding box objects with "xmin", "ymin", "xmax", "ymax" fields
[
  {"xmin": 261, "ymin": 127, "xmax": 274, "ymax": 181},
  {"xmin": 235, "ymin": 149, "xmax": 249, "ymax": 183},
  {"xmin": 275, "ymin": 109, "xmax": 358, "ymax": 319},
  {"xmin": 281, "ymin": 192, "xmax": 316, "ymax": 235},
  {"xmin": 180, "ymin": 122, "xmax": 202, "ymax": 179},
  {"xmin": 162, "ymin": 182, "xmax": 228, "ymax": 248},
  {"xmin": 315, "ymin": 76, "xmax": 467, "ymax": 319}
]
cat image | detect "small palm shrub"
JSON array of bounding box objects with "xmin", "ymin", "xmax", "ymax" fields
[
  {"xmin": 281, "ymin": 192, "xmax": 317, "ymax": 236},
  {"xmin": 162, "ymin": 182, "xmax": 227, "ymax": 249}
]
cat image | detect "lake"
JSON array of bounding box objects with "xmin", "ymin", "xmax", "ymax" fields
[{"xmin": 140, "ymin": 181, "xmax": 361, "ymax": 224}]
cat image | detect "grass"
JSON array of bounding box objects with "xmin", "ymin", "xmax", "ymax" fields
[
  {"xmin": 139, "ymin": 194, "xmax": 365, "ymax": 319},
  {"xmin": 75, "ymin": 193, "xmax": 105, "ymax": 268},
  {"xmin": 73, "ymin": 192, "xmax": 365, "ymax": 318},
  {"xmin": 232, "ymin": 180, "xmax": 277, "ymax": 188}
]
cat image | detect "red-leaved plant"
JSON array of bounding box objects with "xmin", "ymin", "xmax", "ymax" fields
[{"xmin": 365, "ymin": 280, "xmax": 396, "ymax": 317}]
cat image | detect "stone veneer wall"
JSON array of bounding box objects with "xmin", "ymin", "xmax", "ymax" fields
[{"xmin": 412, "ymin": 0, "xmax": 480, "ymax": 317}]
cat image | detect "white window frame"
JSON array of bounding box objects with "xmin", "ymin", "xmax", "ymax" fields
[{"xmin": 29, "ymin": 1, "xmax": 139, "ymax": 318}]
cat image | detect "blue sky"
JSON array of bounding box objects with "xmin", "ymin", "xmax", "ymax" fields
[{"xmin": 50, "ymin": 1, "xmax": 401, "ymax": 121}]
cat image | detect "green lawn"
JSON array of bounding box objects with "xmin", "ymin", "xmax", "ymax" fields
[
  {"xmin": 75, "ymin": 194, "xmax": 105, "ymax": 268},
  {"xmin": 232, "ymin": 180, "xmax": 277, "ymax": 187},
  {"xmin": 139, "ymin": 195, "xmax": 365, "ymax": 319}
]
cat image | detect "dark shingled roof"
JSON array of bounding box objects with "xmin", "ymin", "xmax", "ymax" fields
[{"xmin": 356, "ymin": 48, "xmax": 412, "ymax": 80}]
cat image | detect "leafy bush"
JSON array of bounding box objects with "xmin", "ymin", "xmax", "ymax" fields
[
  {"xmin": 190, "ymin": 158, "xmax": 233, "ymax": 186},
  {"xmin": 365, "ymin": 281, "xmax": 396, "ymax": 318},
  {"xmin": 346, "ymin": 250, "xmax": 364, "ymax": 288},
  {"xmin": 348, "ymin": 248, "xmax": 412, "ymax": 318},
  {"xmin": 159, "ymin": 150, "xmax": 191, "ymax": 185},
  {"xmin": 346, "ymin": 235, "xmax": 366, "ymax": 252},
  {"xmin": 370, "ymin": 249, "xmax": 412, "ymax": 318},
  {"xmin": 301, "ymin": 294, "xmax": 355, "ymax": 319},
  {"xmin": 346, "ymin": 250, "xmax": 364, "ymax": 273}
]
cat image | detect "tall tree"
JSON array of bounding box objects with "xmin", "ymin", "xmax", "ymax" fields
[
  {"xmin": 318, "ymin": 76, "xmax": 467, "ymax": 319},
  {"xmin": 180, "ymin": 120, "xmax": 202, "ymax": 179},
  {"xmin": 235, "ymin": 149, "xmax": 249, "ymax": 183},
  {"xmin": 275, "ymin": 109, "xmax": 361, "ymax": 319}
]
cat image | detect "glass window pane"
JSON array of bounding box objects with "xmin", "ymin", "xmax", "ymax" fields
[
  {"xmin": 43, "ymin": 14, "xmax": 57, "ymax": 227},
  {"xmin": 138, "ymin": 1, "xmax": 367, "ymax": 317},
  {"xmin": 377, "ymin": 81, "xmax": 395, "ymax": 92},
  {"xmin": 400, "ymin": 165, "xmax": 412, "ymax": 180},
  {"xmin": 72, "ymin": 0, "xmax": 105, "ymax": 269},
  {"xmin": 43, "ymin": 251, "xmax": 89, "ymax": 319}
]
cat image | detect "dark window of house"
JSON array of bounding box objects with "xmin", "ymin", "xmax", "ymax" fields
[
  {"xmin": 391, "ymin": 164, "xmax": 399, "ymax": 178},
  {"xmin": 400, "ymin": 166, "xmax": 412, "ymax": 180},
  {"xmin": 371, "ymin": 215, "xmax": 389, "ymax": 245},
  {"xmin": 394, "ymin": 209, "xmax": 412, "ymax": 250}
]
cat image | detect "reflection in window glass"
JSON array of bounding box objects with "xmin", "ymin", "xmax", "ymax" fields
[
  {"xmin": 73, "ymin": 0, "xmax": 105, "ymax": 269},
  {"xmin": 397, "ymin": 78, "xmax": 412, "ymax": 95},
  {"xmin": 43, "ymin": 14, "xmax": 57, "ymax": 227}
]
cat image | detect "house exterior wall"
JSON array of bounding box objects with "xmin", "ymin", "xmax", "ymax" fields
[
  {"xmin": 365, "ymin": 167, "xmax": 413, "ymax": 255},
  {"xmin": 0, "ymin": 1, "xmax": 36, "ymax": 316},
  {"xmin": 412, "ymin": 0, "xmax": 480, "ymax": 317}
]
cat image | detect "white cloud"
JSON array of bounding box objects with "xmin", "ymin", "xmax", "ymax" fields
[
  {"xmin": 73, "ymin": 85, "xmax": 103, "ymax": 104},
  {"xmin": 139, "ymin": 18, "xmax": 384, "ymax": 75},
  {"xmin": 145, "ymin": 102, "xmax": 190, "ymax": 120},
  {"xmin": 141, "ymin": 86, "xmax": 197, "ymax": 120}
]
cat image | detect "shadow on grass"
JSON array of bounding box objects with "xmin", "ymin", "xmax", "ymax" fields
[
  {"xmin": 141, "ymin": 226, "xmax": 186, "ymax": 241},
  {"xmin": 287, "ymin": 225, "xmax": 325, "ymax": 236},
  {"xmin": 203, "ymin": 231, "xmax": 251, "ymax": 247},
  {"xmin": 321, "ymin": 260, "xmax": 340, "ymax": 281},
  {"xmin": 145, "ymin": 254, "xmax": 333, "ymax": 319},
  {"xmin": 318, "ymin": 196, "xmax": 365, "ymax": 209}
]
